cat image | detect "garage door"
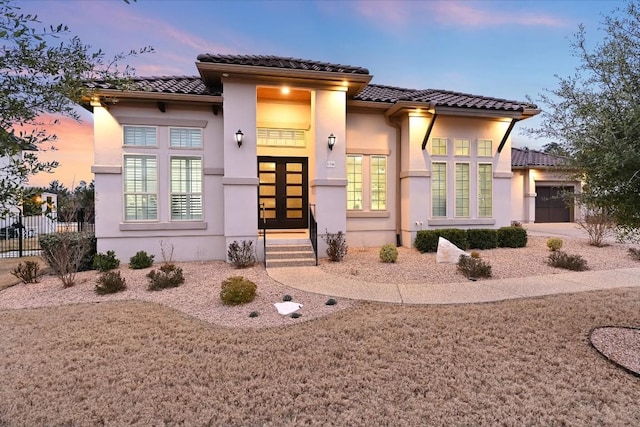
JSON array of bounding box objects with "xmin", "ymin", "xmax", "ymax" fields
[{"xmin": 535, "ymin": 186, "xmax": 573, "ymax": 223}]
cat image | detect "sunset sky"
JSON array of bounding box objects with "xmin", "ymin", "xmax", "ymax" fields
[{"xmin": 15, "ymin": 0, "xmax": 627, "ymax": 188}]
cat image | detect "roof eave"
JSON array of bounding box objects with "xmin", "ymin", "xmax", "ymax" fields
[{"xmin": 81, "ymin": 89, "xmax": 223, "ymax": 111}]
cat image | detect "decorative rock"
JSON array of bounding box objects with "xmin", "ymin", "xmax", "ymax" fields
[
  {"xmin": 274, "ymin": 301, "xmax": 303, "ymax": 315},
  {"xmin": 436, "ymin": 237, "xmax": 468, "ymax": 264}
]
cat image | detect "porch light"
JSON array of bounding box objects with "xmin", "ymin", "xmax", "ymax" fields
[
  {"xmin": 235, "ymin": 129, "xmax": 244, "ymax": 147},
  {"xmin": 327, "ymin": 133, "xmax": 336, "ymax": 151}
]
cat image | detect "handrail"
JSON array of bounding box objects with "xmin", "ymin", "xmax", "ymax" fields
[
  {"xmin": 259, "ymin": 203, "xmax": 266, "ymax": 267},
  {"xmin": 309, "ymin": 203, "xmax": 318, "ymax": 266}
]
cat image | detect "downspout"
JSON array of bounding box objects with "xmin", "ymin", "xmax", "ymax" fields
[
  {"xmin": 385, "ymin": 114, "xmax": 402, "ymax": 247},
  {"xmin": 497, "ymin": 118, "xmax": 520, "ymax": 153}
]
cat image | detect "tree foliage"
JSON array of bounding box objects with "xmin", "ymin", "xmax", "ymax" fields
[
  {"xmin": 531, "ymin": 0, "xmax": 640, "ymax": 231},
  {"xmin": 0, "ymin": 0, "xmax": 152, "ymax": 216}
]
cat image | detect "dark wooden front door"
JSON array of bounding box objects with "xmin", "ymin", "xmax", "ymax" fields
[
  {"xmin": 258, "ymin": 157, "xmax": 308, "ymax": 229},
  {"xmin": 535, "ymin": 186, "xmax": 574, "ymax": 223}
]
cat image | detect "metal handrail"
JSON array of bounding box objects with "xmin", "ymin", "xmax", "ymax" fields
[
  {"xmin": 259, "ymin": 203, "xmax": 266, "ymax": 267},
  {"xmin": 309, "ymin": 203, "xmax": 318, "ymax": 266}
]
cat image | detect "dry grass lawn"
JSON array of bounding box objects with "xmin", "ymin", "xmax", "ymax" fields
[
  {"xmin": 0, "ymin": 256, "xmax": 43, "ymax": 290},
  {"xmin": 1, "ymin": 288, "xmax": 639, "ymax": 425}
]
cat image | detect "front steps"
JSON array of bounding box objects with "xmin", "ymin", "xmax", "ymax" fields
[{"xmin": 265, "ymin": 241, "xmax": 316, "ymax": 268}]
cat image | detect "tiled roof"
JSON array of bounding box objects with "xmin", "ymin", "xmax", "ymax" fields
[
  {"xmin": 86, "ymin": 76, "xmax": 218, "ymax": 96},
  {"xmin": 356, "ymin": 84, "xmax": 536, "ymax": 112},
  {"xmin": 511, "ymin": 147, "xmax": 567, "ymax": 168},
  {"xmin": 197, "ymin": 54, "xmax": 370, "ymax": 75}
]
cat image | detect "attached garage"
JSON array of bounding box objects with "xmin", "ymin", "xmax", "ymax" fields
[{"xmin": 535, "ymin": 186, "xmax": 574, "ymax": 223}]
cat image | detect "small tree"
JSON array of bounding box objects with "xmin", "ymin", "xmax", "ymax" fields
[{"xmin": 576, "ymin": 202, "xmax": 617, "ymax": 247}]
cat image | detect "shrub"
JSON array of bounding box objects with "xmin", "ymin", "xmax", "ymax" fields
[
  {"xmin": 470, "ymin": 251, "xmax": 480, "ymax": 259},
  {"xmin": 414, "ymin": 229, "xmax": 469, "ymax": 253},
  {"xmin": 466, "ymin": 229, "xmax": 498, "ymax": 250},
  {"xmin": 11, "ymin": 261, "xmax": 41, "ymax": 284},
  {"xmin": 325, "ymin": 298, "xmax": 337, "ymax": 306},
  {"xmin": 129, "ymin": 251, "xmax": 154, "ymax": 269},
  {"xmin": 511, "ymin": 221, "xmax": 523, "ymax": 228},
  {"xmin": 628, "ymin": 247, "xmax": 640, "ymax": 261},
  {"xmin": 457, "ymin": 254, "xmax": 492, "ymax": 279},
  {"xmin": 95, "ymin": 270, "xmax": 127, "ymax": 295},
  {"xmin": 40, "ymin": 232, "xmax": 96, "ymax": 287},
  {"xmin": 577, "ymin": 204, "xmax": 617, "ymax": 247},
  {"xmin": 220, "ymin": 276, "xmax": 257, "ymax": 305},
  {"xmin": 498, "ymin": 226, "xmax": 528, "ymax": 248},
  {"xmin": 547, "ymin": 251, "xmax": 588, "ymax": 271},
  {"xmin": 93, "ymin": 250, "xmax": 120, "ymax": 272},
  {"xmin": 146, "ymin": 263, "xmax": 185, "ymax": 291},
  {"xmin": 323, "ymin": 230, "xmax": 347, "ymax": 262},
  {"xmin": 546, "ymin": 238, "xmax": 563, "ymax": 252},
  {"xmin": 379, "ymin": 244, "xmax": 398, "ymax": 263},
  {"xmin": 227, "ymin": 240, "xmax": 256, "ymax": 268},
  {"xmin": 282, "ymin": 294, "xmax": 292, "ymax": 302}
]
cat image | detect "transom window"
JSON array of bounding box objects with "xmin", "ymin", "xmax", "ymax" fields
[
  {"xmin": 455, "ymin": 163, "xmax": 470, "ymax": 217},
  {"xmin": 455, "ymin": 139, "xmax": 470, "ymax": 156},
  {"xmin": 124, "ymin": 155, "xmax": 158, "ymax": 220},
  {"xmin": 170, "ymin": 128, "xmax": 202, "ymax": 148},
  {"xmin": 478, "ymin": 164, "xmax": 493, "ymax": 217},
  {"xmin": 123, "ymin": 126, "xmax": 157, "ymax": 147},
  {"xmin": 432, "ymin": 162, "xmax": 447, "ymax": 217},
  {"xmin": 347, "ymin": 155, "xmax": 363, "ymax": 210},
  {"xmin": 257, "ymin": 128, "xmax": 306, "ymax": 147},
  {"xmin": 170, "ymin": 157, "xmax": 203, "ymax": 220},
  {"xmin": 478, "ymin": 139, "xmax": 492, "ymax": 157},
  {"xmin": 431, "ymin": 138, "xmax": 447, "ymax": 156}
]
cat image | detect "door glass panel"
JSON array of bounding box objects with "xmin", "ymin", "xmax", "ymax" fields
[
  {"xmin": 263, "ymin": 210, "xmax": 276, "ymax": 219},
  {"xmin": 287, "ymin": 174, "xmax": 302, "ymax": 184},
  {"xmin": 287, "ymin": 210, "xmax": 303, "ymax": 218},
  {"xmin": 259, "ymin": 198, "xmax": 276, "ymax": 208},
  {"xmin": 260, "ymin": 162, "xmax": 276, "ymax": 171},
  {"xmin": 287, "ymin": 186, "xmax": 302, "ymax": 196},
  {"xmin": 287, "ymin": 199, "xmax": 302, "ymax": 208},
  {"xmin": 286, "ymin": 163, "xmax": 302, "ymax": 172},
  {"xmin": 259, "ymin": 172, "xmax": 276, "ymax": 184},
  {"xmin": 259, "ymin": 186, "xmax": 276, "ymax": 196}
]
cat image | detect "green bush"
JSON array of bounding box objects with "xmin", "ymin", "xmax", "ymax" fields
[
  {"xmin": 457, "ymin": 254, "xmax": 492, "ymax": 279},
  {"xmin": 220, "ymin": 276, "xmax": 257, "ymax": 305},
  {"xmin": 146, "ymin": 263, "xmax": 185, "ymax": 291},
  {"xmin": 11, "ymin": 261, "xmax": 41, "ymax": 284},
  {"xmin": 95, "ymin": 271, "xmax": 127, "ymax": 295},
  {"xmin": 466, "ymin": 229, "xmax": 498, "ymax": 249},
  {"xmin": 546, "ymin": 238, "xmax": 563, "ymax": 251},
  {"xmin": 379, "ymin": 244, "xmax": 398, "ymax": 263},
  {"xmin": 414, "ymin": 229, "xmax": 469, "ymax": 253},
  {"xmin": 227, "ymin": 240, "xmax": 256, "ymax": 268},
  {"xmin": 129, "ymin": 251, "xmax": 155, "ymax": 269},
  {"xmin": 93, "ymin": 250, "xmax": 120, "ymax": 272},
  {"xmin": 470, "ymin": 250, "xmax": 480, "ymax": 259},
  {"xmin": 323, "ymin": 230, "xmax": 348, "ymax": 262},
  {"xmin": 498, "ymin": 226, "xmax": 528, "ymax": 248},
  {"xmin": 547, "ymin": 251, "xmax": 588, "ymax": 271},
  {"xmin": 40, "ymin": 232, "xmax": 96, "ymax": 273}
]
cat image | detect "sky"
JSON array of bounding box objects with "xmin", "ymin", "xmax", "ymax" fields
[{"xmin": 14, "ymin": 0, "xmax": 628, "ymax": 188}]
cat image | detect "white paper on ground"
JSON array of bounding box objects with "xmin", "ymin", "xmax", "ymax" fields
[{"xmin": 274, "ymin": 301, "xmax": 303, "ymax": 315}]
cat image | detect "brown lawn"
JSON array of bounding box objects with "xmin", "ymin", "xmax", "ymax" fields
[{"xmin": 1, "ymin": 288, "xmax": 639, "ymax": 425}]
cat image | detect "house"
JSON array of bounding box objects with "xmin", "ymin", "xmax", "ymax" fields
[
  {"xmin": 510, "ymin": 147, "xmax": 580, "ymax": 223},
  {"xmin": 86, "ymin": 54, "xmax": 545, "ymax": 262}
]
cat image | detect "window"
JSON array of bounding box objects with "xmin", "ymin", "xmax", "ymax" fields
[
  {"xmin": 432, "ymin": 162, "xmax": 447, "ymax": 217},
  {"xmin": 478, "ymin": 139, "xmax": 492, "ymax": 157},
  {"xmin": 170, "ymin": 157, "xmax": 203, "ymax": 220},
  {"xmin": 455, "ymin": 163, "xmax": 470, "ymax": 217},
  {"xmin": 257, "ymin": 128, "xmax": 306, "ymax": 147},
  {"xmin": 431, "ymin": 138, "xmax": 447, "ymax": 156},
  {"xmin": 347, "ymin": 155, "xmax": 363, "ymax": 210},
  {"xmin": 455, "ymin": 139, "xmax": 470, "ymax": 156},
  {"xmin": 124, "ymin": 155, "xmax": 157, "ymax": 220},
  {"xmin": 370, "ymin": 156, "xmax": 387, "ymax": 210},
  {"xmin": 170, "ymin": 128, "xmax": 202, "ymax": 148},
  {"xmin": 123, "ymin": 126, "xmax": 156, "ymax": 147},
  {"xmin": 478, "ymin": 164, "xmax": 492, "ymax": 217}
]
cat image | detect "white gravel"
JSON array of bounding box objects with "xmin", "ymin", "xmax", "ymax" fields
[{"xmin": 0, "ymin": 235, "xmax": 638, "ymax": 329}]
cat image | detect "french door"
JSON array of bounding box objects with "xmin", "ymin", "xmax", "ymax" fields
[{"xmin": 258, "ymin": 157, "xmax": 308, "ymax": 229}]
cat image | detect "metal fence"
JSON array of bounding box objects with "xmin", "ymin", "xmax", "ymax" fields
[{"xmin": 0, "ymin": 213, "xmax": 94, "ymax": 258}]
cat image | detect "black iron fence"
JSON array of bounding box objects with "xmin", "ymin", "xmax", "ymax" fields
[
  {"xmin": 309, "ymin": 204, "xmax": 318, "ymax": 266},
  {"xmin": 0, "ymin": 212, "xmax": 94, "ymax": 258}
]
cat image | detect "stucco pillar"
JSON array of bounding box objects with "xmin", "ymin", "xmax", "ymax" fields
[
  {"xmin": 221, "ymin": 80, "xmax": 259, "ymax": 254},
  {"xmin": 311, "ymin": 88, "xmax": 347, "ymax": 255}
]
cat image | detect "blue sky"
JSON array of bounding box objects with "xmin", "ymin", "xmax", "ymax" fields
[{"xmin": 16, "ymin": 0, "xmax": 626, "ymax": 187}]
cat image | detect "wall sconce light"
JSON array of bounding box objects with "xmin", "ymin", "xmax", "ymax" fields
[
  {"xmin": 327, "ymin": 133, "xmax": 336, "ymax": 151},
  {"xmin": 235, "ymin": 129, "xmax": 244, "ymax": 147}
]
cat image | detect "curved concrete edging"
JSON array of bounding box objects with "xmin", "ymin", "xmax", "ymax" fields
[{"xmin": 266, "ymin": 266, "xmax": 640, "ymax": 305}]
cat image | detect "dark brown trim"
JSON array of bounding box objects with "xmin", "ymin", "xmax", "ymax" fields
[
  {"xmin": 497, "ymin": 118, "xmax": 519, "ymax": 153},
  {"xmin": 421, "ymin": 114, "xmax": 438, "ymax": 150}
]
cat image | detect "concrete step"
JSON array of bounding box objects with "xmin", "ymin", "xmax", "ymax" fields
[
  {"xmin": 267, "ymin": 250, "xmax": 315, "ymax": 260},
  {"xmin": 266, "ymin": 258, "xmax": 317, "ymax": 268},
  {"xmin": 264, "ymin": 242, "xmax": 317, "ymax": 268}
]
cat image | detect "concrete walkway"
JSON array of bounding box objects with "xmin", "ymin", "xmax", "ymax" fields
[{"xmin": 267, "ymin": 266, "xmax": 640, "ymax": 304}]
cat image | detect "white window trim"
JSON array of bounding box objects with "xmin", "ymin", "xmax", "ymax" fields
[
  {"xmin": 477, "ymin": 139, "xmax": 493, "ymax": 157},
  {"xmin": 454, "ymin": 162, "xmax": 470, "ymax": 218},
  {"xmin": 123, "ymin": 125, "xmax": 158, "ymax": 148},
  {"xmin": 347, "ymin": 154, "xmax": 389, "ymax": 212},
  {"xmin": 370, "ymin": 155, "xmax": 387, "ymax": 211},
  {"xmin": 478, "ymin": 162, "xmax": 493, "ymax": 218},
  {"xmin": 430, "ymin": 137, "xmax": 448, "ymax": 157},
  {"xmin": 169, "ymin": 155, "xmax": 204, "ymax": 221},
  {"xmin": 454, "ymin": 138, "xmax": 471, "ymax": 157},
  {"xmin": 431, "ymin": 161, "xmax": 447, "ymax": 218},
  {"xmin": 347, "ymin": 155, "xmax": 363, "ymax": 211},
  {"xmin": 169, "ymin": 127, "xmax": 203, "ymax": 149},
  {"xmin": 123, "ymin": 154, "xmax": 158, "ymax": 222}
]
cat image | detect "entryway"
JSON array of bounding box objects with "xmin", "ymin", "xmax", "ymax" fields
[{"xmin": 258, "ymin": 156, "xmax": 308, "ymax": 229}]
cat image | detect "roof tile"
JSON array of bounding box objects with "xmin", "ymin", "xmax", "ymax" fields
[
  {"xmin": 197, "ymin": 54, "xmax": 370, "ymax": 75},
  {"xmin": 511, "ymin": 147, "xmax": 567, "ymax": 167},
  {"xmin": 86, "ymin": 76, "xmax": 217, "ymax": 96}
]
